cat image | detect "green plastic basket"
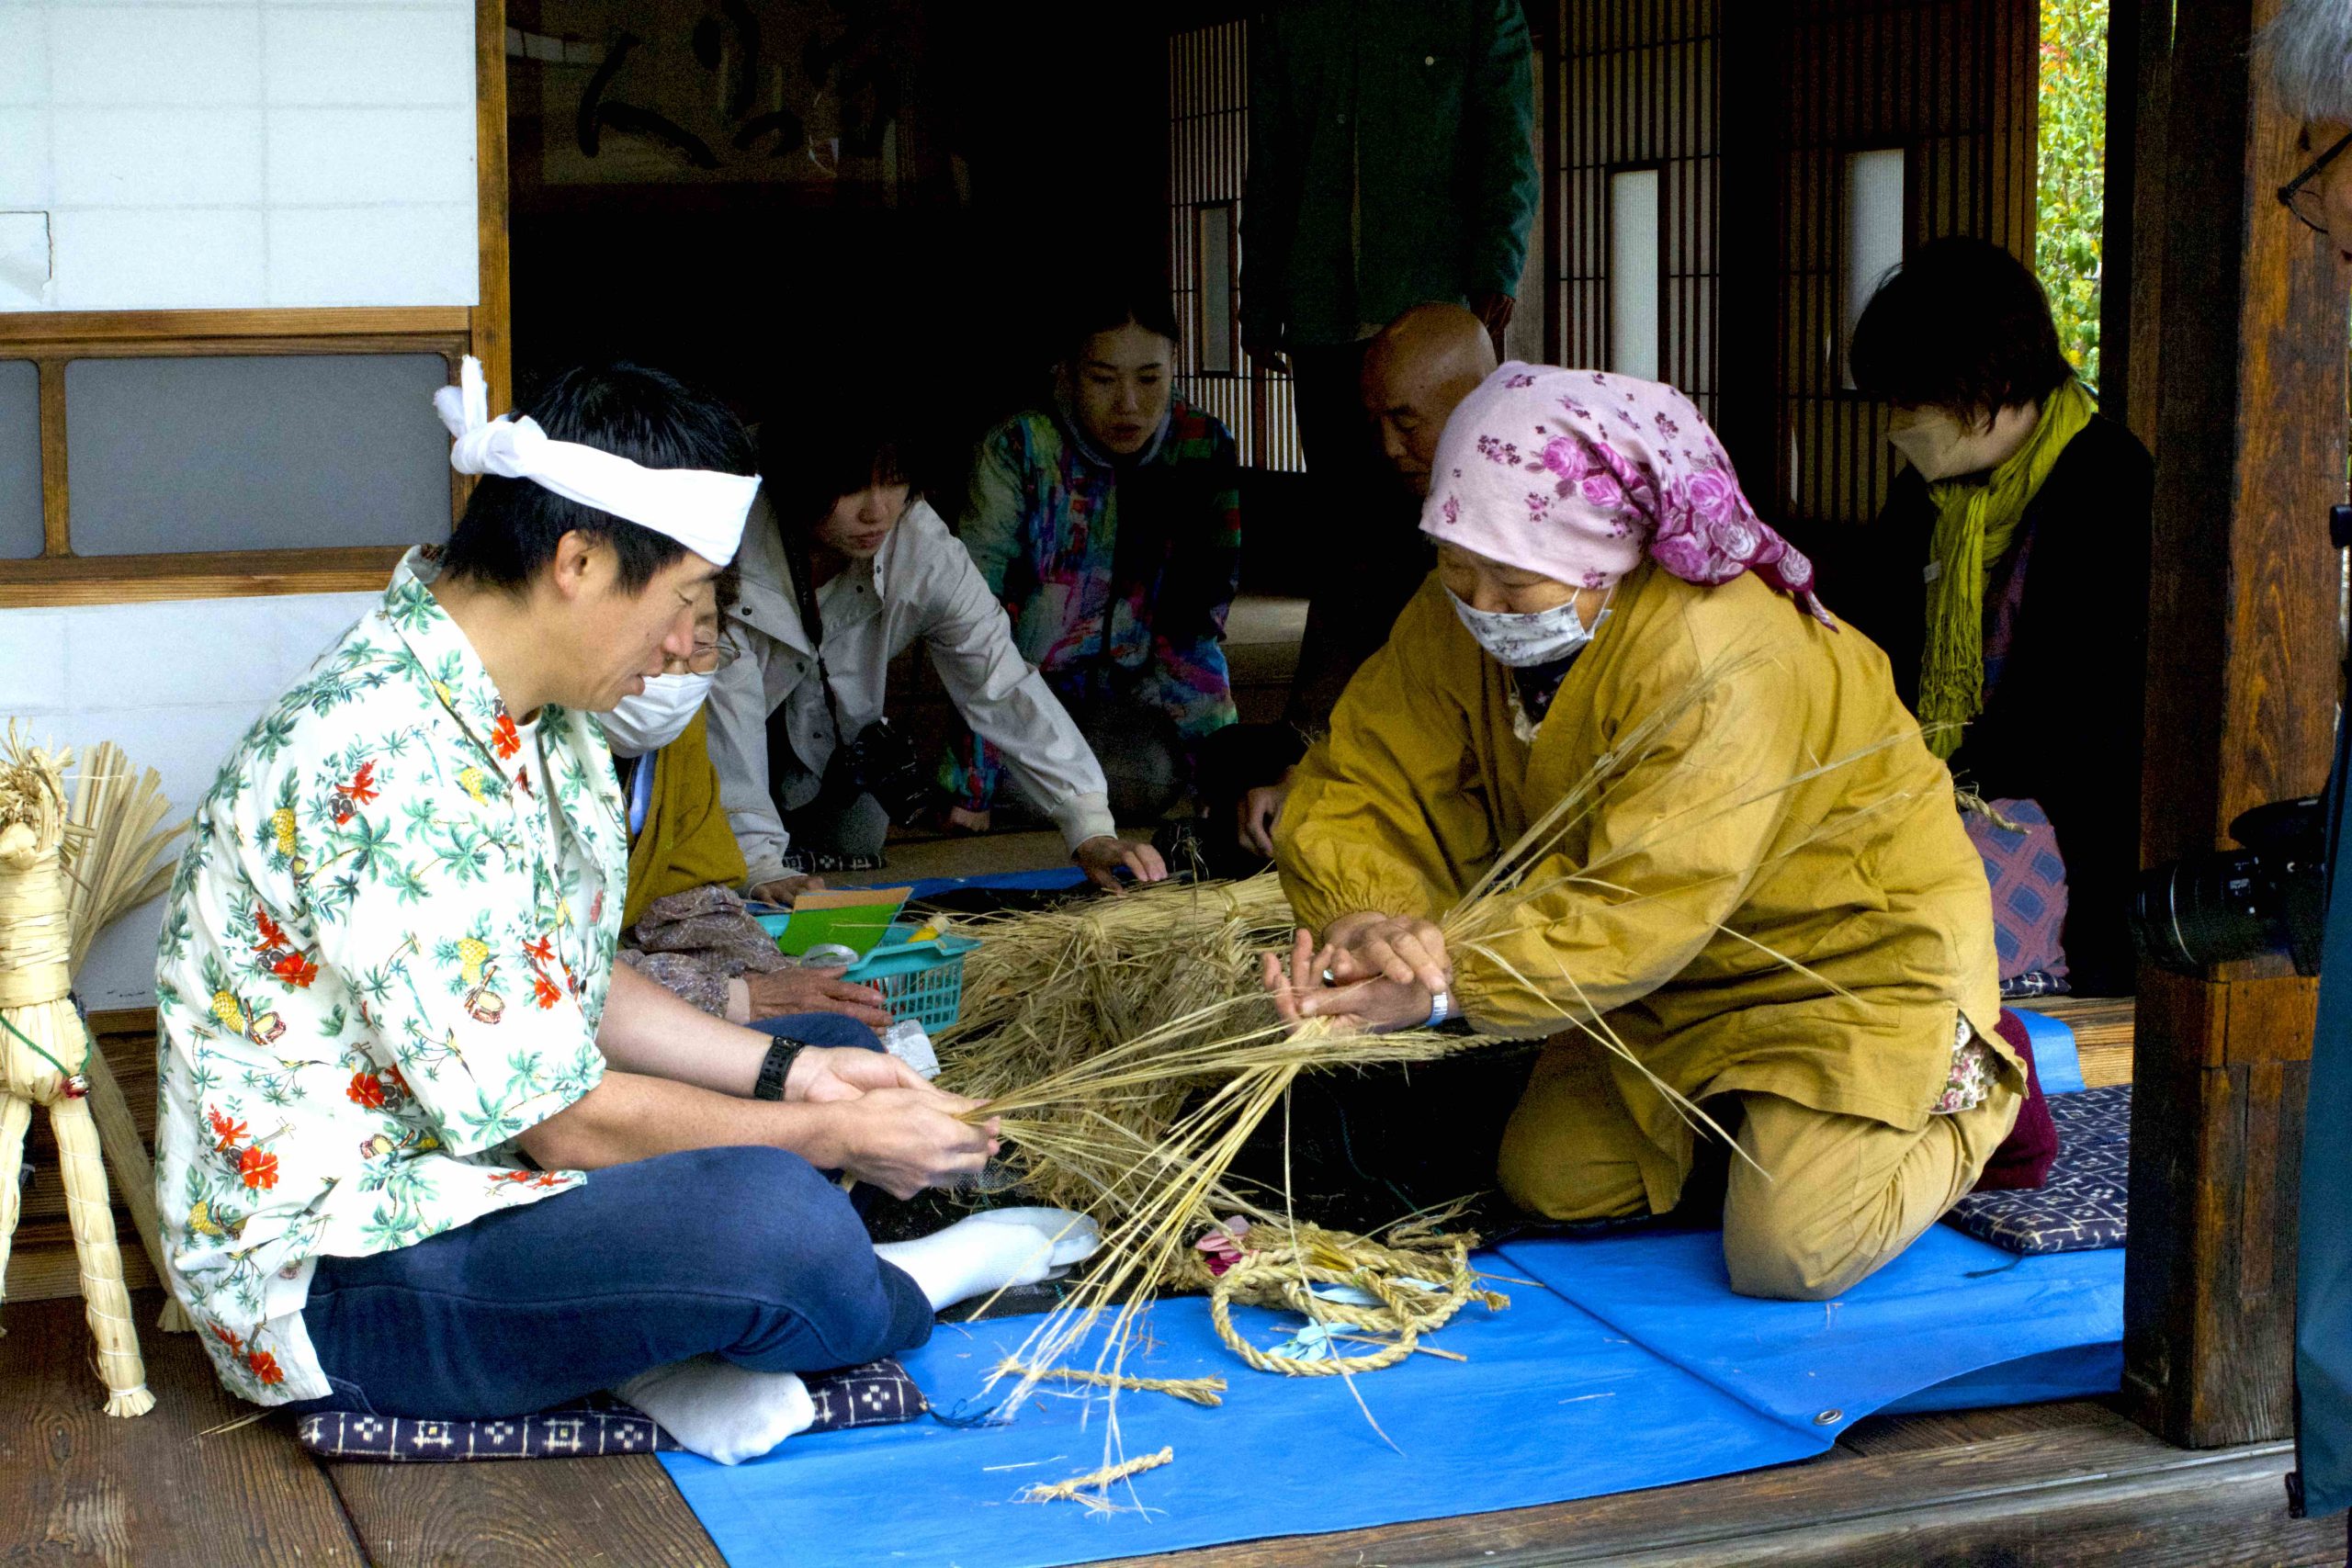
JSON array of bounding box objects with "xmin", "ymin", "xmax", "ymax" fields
[{"xmin": 842, "ymin": 923, "xmax": 978, "ymax": 1034}]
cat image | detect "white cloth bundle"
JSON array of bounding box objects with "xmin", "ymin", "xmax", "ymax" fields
[{"xmin": 434, "ymin": 356, "xmax": 759, "ymax": 567}]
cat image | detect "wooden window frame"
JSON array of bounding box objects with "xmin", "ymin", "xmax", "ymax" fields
[{"xmin": 0, "ymin": 0, "xmax": 512, "ymax": 610}]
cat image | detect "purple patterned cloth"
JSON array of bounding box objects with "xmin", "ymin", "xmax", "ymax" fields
[
  {"xmin": 1962, "ymin": 796, "xmax": 2071, "ymax": 985},
  {"xmin": 1423, "ymin": 365, "xmax": 1831, "ymax": 624}
]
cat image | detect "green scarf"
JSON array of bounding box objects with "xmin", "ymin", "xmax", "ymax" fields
[{"xmin": 1917, "ymin": 378, "xmax": 2097, "ymax": 759}]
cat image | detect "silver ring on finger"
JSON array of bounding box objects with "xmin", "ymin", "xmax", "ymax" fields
[{"xmin": 1320, "ymin": 967, "xmax": 1338, "ymax": 987}]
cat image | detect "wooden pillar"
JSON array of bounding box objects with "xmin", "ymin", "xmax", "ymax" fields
[
  {"xmin": 471, "ymin": 0, "xmax": 514, "ymax": 415},
  {"xmin": 2096, "ymin": 0, "xmax": 2167, "ymax": 446},
  {"xmin": 2125, "ymin": 0, "xmax": 2347, "ymax": 1450}
]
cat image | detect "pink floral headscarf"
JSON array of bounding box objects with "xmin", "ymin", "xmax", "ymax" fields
[{"xmin": 1423, "ymin": 365, "xmax": 1831, "ymax": 626}]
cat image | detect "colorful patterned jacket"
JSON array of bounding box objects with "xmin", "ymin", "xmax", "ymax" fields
[{"xmin": 942, "ymin": 396, "xmax": 1242, "ymax": 812}]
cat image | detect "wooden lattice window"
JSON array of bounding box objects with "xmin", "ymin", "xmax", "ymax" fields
[{"xmin": 1169, "ymin": 17, "xmax": 1304, "ymax": 473}]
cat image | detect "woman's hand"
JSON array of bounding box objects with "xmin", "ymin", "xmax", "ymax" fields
[
  {"xmin": 746, "ymin": 967, "xmax": 892, "ymax": 1030},
  {"xmin": 1316, "ymin": 911, "xmax": 1453, "ymax": 998},
  {"xmin": 748, "ymin": 874, "xmax": 827, "ymax": 906},
  {"xmin": 1075, "ymin": 835, "xmax": 1170, "ymax": 893},
  {"xmin": 1261, "ymin": 928, "xmax": 1434, "ymax": 1034},
  {"xmin": 945, "ymin": 806, "xmax": 992, "ymax": 834}
]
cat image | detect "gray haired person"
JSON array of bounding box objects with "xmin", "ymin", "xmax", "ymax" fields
[{"xmin": 2270, "ymin": 0, "xmax": 2352, "ymax": 250}]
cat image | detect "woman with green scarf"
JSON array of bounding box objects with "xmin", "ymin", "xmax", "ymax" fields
[{"xmin": 1837, "ymin": 236, "xmax": 2154, "ymax": 995}]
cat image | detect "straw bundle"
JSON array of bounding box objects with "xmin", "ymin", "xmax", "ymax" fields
[
  {"xmin": 936, "ymin": 874, "xmax": 1303, "ymax": 1216},
  {"xmin": 62, "ymin": 740, "xmax": 182, "ymax": 974},
  {"xmin": 58, "ymin": 740, "xmax": 189, "ymax": 1334},
  {"xmin": 0, "ymin": 728, "xmax": 153, "ymax": 1415},
  {"xmin": 964, "ymin": 652, "xmax": 1926, "ymax": 1458}
]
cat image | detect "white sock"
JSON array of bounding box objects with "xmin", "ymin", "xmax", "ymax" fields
[
  {"xmin": 873, "ymin": 1206, "xmax": 1102, "ymax": 1312},
  {"xmin": 616, "ymin": 1355, "xmax": 816, "ymax": 1466}
]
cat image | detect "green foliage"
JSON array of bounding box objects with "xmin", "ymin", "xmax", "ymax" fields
[{"xmin": 2039, "ymin": 0, "xmax": 2109, "ymax": 389}]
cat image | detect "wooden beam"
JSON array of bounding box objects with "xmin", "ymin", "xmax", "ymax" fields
[
  {"xmin": 0, "ymin": 307, "xmax": 471, "ymax": 345},
  {"xmin": 473, "ymin": 0, "xmax": 514, "ymax": 415},
  {"xmin": 2099, "ymin": 0, "xmax": 2169, "ymax": 445},
  {"xmin": 6, "ymin": 334, "xmax": 465, "ymax": 363},
  {"xmin": 34, "ymin": 359, "xmax": 66, "ymax": 557},
  {"xmin": 0, "ymin": 546, "xmax": 411, "ymax": 609},
  {"xmin": 2126, "ymin": 0, "xmax": 2347, "ymax": 1450}
]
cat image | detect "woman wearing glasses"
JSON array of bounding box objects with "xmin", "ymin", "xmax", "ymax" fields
[
  {"xmin": 597, "ymin": 574, "xmax": 898, "ymax": 1031},
  {"xmin": 702, "ymin": 388, "xmax": 1168, "ymax": 900},
  {"xmin": 1822, "ymin": 235, "xmax": 2153, "ymax": 996}
]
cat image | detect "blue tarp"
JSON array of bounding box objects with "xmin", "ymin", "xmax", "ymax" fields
[
  {"xmin": 893, "ymin": 866, "xmax": 1091, "ymax": 902},
  {"xmin": 662, "ymin": 1219, "xmax": 2123, "ymax": 1568}
]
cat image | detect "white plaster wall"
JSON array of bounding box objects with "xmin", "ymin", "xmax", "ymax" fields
[
  {"xmin": 0, "ymin": 0, "xmax": 477, "ymax": 310},
  {"xmin": 0, "ymin": 590, "xmax": 379, "ymax": 1007}
]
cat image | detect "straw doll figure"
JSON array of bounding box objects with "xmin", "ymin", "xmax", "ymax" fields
[{"xmin": 0, "ymin": 738, "xmax": 153, "ymax": 1415}]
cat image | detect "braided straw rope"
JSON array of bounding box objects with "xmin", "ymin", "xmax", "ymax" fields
[
  {"xmin": 1188, "ymin": 1223, "xmax": 1508, "ymax": 1377},
  {"xmin": 0, "ymin": 734, "xmax": 153, "ymax": 1416},
  {"xmin": 1019, "ymin": 1446, "xmax": 1175, "ymax": 1506},
  {"xmin": 993, "ymin": 1359, "xmax": 1227, "ymax": 1407}
]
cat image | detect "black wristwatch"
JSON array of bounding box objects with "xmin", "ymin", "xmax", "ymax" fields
[{"xmin": 752, "ymin": 1037, "xmax": 807, "ymax": 1101}]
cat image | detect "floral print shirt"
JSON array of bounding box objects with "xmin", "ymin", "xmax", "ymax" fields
[{"xmin": 153, "ymin": 550, "xmax": 626, "ymax": 1404}]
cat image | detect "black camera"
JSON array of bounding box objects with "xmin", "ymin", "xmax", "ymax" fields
[
  {"xmin": 2129, "ymin": 795, "xmax": 2330, "ymax": 976},
  {"xmin": 841, "ymin": 717, "xmax": 935, "ymax": 824}
]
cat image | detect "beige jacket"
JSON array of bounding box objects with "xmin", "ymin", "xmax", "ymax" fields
[{"xmin": 706, "ymin": 495, "xmax": 1114, "ymax": 888}]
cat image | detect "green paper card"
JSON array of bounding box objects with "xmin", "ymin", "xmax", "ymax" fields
[{"xmin": 771, "ymin": 887, "xmax": 912, "ymax": 958}]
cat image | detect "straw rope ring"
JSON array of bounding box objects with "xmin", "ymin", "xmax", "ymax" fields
[{"xmin": 1204, "ymin": 1232, "xmax": 1505, "ymax": 1376}]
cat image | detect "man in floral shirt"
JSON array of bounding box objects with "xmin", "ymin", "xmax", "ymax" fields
[{"xmin": 154, "ymin": 361, "xmax": 1090, "ymax": 1463}]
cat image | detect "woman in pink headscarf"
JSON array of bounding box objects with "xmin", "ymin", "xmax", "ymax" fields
[{"xmin": 1265, "ymin": 366, "xmax": 2012, "ymax": 1301}]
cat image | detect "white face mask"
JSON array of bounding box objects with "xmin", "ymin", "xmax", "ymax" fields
[
  {"xmin": 1447, "ymin": 590, "xmax": 1608, "ymax": 669},
  {"xmin": 598, "ymin": 671, "xmax": 712, "ymax": 759},
  {"xmin": 1887, "ymin": 403, "xmax": 2037, "ymax": 482}
]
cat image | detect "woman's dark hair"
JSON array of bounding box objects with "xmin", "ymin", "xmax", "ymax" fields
[
  {"xmin": 1848, "ymin": 236, "xmax": 2075, "ymax": 420},
  {"xmin": 440, "ymin": 361, "xmax": 756, "ymax": 592},
  {"xmin": 755, "ymin": 384, "xmax": 915, "ymax": 539},
  {"xmin": 1061, "ymin": 277, "xmax": 1181, "ymax": 365}
]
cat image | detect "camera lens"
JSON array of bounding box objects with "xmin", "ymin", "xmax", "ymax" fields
[{"xmin": 2128, "ymin": 848, "xmax": 2278, "ymax": 974}]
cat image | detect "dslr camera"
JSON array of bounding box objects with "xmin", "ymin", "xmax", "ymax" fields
[
  {"xmin": 2128, "ymin": 507, "xmax": 2352, "ymax": 976},
  {"xmin": 2129, "ymin": 795, "xmax": 2328, "ymax": 976},
  {"xmin": 840, "ymin": 717, "xmax": 935, "ymax": 824}
]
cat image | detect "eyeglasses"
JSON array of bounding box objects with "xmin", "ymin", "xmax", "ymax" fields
[
  {"xmin": 2278, "ymin": 127, "xmax": 2352, "ymax": 235},
  {"xmin": 663, "ymin": 642, "xmax": 737, "ymax": 676}
]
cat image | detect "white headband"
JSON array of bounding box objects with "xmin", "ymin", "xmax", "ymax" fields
[{"xmin": 434, "ymin": 356, "xmax": 758, "ymax": 568}]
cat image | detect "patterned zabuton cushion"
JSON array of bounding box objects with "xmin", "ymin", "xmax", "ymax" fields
[
  {"xmin": 1962, "ymin": 797, "xmax": 2071, "ymax": 988},
  {"xmin": 1943, "ymin": 1085, "xmax": 2129, "ymax": 1254},
  {"xmin": 294, "ymin": 1358, "xmax": 927, "ymax": 1462}
]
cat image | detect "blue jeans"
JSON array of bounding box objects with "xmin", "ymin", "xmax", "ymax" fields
[
  {"xmin": 749, "ymin": 1010, "xmax": 881, "ymax": 1050},
  {"xmin": 288, "ymin": 1014, "xmax": 930, "ymax": 1418}
]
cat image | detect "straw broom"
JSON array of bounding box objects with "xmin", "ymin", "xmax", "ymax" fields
[
  {"xmin": 58, "ymin": 741, "xmax": 189, "ymax": 1333},
  {"xmin": 0, "ymin": 729, "xmax": 153, "ymax": 1415}
]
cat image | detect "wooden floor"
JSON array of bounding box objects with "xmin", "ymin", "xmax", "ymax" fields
[
  {"xmin": 2, "ymin": 1287, "xmax": 2339, "ymax": 1568},
  {"xmin": 0, "ymin": 994, "xmax": 2313, "ymax": 1565}
]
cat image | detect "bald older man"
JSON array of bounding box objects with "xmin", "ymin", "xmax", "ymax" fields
[
  {"xmin": 1224, "ymin": 304, "xmax": 1498, "ymax": 860},
  {"xmin": 1360, "ymin": 302, "xmax": 1503, "ymax": 503}
]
